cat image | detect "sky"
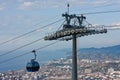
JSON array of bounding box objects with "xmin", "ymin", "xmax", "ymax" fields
[
  {"xmin": 0, "ymin": 0, "xmax": 120, "ymax": 50},
  {"xmin": 0, "ymin": 0, "xmax": 120, "ymax": 70}
]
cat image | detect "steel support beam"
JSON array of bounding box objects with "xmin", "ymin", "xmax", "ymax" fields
[{"xmin": 72, "ymin": 34, "xmax": 78, "ymax": 80}]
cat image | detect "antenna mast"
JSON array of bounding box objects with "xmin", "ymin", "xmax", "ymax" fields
[{"xmin": 67, "ymin": 3, "xmax": 69, "ymax": 14}]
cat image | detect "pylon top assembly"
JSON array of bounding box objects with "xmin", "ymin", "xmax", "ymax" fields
[{"xmin": 44, "ymin": 13, "xmax": 107, "ymax": 41}]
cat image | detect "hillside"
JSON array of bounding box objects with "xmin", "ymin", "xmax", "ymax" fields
[{"xmin": 78, "ymin": 45, "xmax": 120, "ymax": 60}]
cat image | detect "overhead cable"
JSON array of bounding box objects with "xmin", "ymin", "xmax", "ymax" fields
[
  {"xmin": 0, "ymin": 38, "xmax": 43, "ymax": 57},
  {"xmin": 0, "ymin": 18, "xmax": 63, "ymax": 46},
  {"xmin": 0, "ymin": 41, "xmax": 59, "ymax": 64},
  {"xmin": 77, "ymin": 10, "xmax": 120, "ymax": 15}
]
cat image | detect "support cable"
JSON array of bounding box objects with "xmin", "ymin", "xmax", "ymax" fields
[
  {"xmin": 0, "ymin": 38, "xmax": 44, "ymax": 57},
  {"xmin": 0, "ymin": 21, "xmax": 64, "ymax": 63},
  {"xmin": 107, "ymin": 28, "xmax": 120, "ymax": 30},
  {"xmin": 77, "ymin": 10, "xmax": 120, "ymax": 15},
  {"xmin": 0, "ymin": 20, "xmax": 65, "ymax": 58},
  {"xmin": 0, "ymin": 41, "xmax": 59, "ymax": 64},
  {"xmin": 57, "ymin": 20, "xmax": 66, "ymax": 30},
  {"xmin": 0, "ymin": 18, "xmax": 64, "ymax": 46},
  {"xmin": 85, "ymin": 20, "xmax": 120, "ymax": 29}
]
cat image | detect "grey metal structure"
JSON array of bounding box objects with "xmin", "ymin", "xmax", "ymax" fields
[{"xmin": 44, "ymin": 13, "xmax": 107, "ymax": 80}]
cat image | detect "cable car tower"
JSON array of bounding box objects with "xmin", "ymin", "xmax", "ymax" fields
[{"xmin": 44, "ymin": 4, "xmax": 107, "ymax": 80}]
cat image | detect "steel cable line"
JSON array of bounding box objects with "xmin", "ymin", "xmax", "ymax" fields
[
  {"xmin": 91, "ymin": 24, "xmax": 120, "ymax": 28},
  {"xmin": 107, "ymin": 28, "xmax": 120, "ymax": 30},
  {"xmin": 0, "ymin": 18, "xmax": 64, "ymax": 46},
  {"xmin": 0, "ymin": 41, "xmax": 59, "ymax": 64},
  {"xmin": 84, "ymin": 20, "xmax": 120, "ymax": 31},
  {"xmin": 0, "ymin": 19, "xmax": 65, "ymax": 57},
  {"xmin": 30, "ymin": 14, "xmax": 60, "ymax": 27},
  {"xmin": 104, "ymin": 25, "xmax": 120, "ymax": 28},
  {"xmin": 85, "ymin": 20, "xmax": 120, "ymax": 28},
  {"xmin": 57, "ymin": 20, "xmax": 66, "ymax": 30},
  {"xmin": 0, "ymin": 21, "xmax": 65, "ymax": 63},
  {"xmin": 76, "ymin": 10, "xmax": 120, "ymax": 15},
  {"xmin": 89, "ymin": 25, "xmax": 120, "ymax": 30},
  {"xmin": 0, "ymin": 37, "xmax": 44, "ymax": 57}
]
